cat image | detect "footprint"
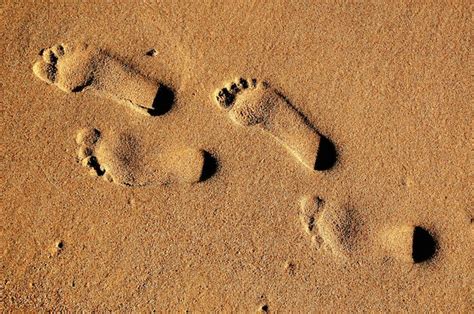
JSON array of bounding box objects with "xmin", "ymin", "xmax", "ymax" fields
[
  {"xmin": 380, "ymin": 225, "xmax": 438, "ymax": 264},
  {"xmin": 213, "ymin": 78, "xmax": 337, "ymax": 171},
  {"xmin": 299, "ymin": 196, "xmax": 362, "ymax": 258},
  {"xmin": 33, "ymin": 43, "xmax": 173, "ymax": 116},
  {"xmin": 75, "ymin": 128, "xmax": 216, "ymax": 186},
  {"xmin": 300, "ymin": 197, "xmax": 440, "ymax": 263}
]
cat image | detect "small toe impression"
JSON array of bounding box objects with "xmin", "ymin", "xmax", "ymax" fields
[
  {"xmin": 215, "ymin": 77, "xmax": 258, "ymax": 109},
  {"xmin": 41, "ymin": 44, "xmax": 64, "ymax": 65},
  {"xmin": 216, "ymin": 87, "xmax": 235, "ymax": 109},
  {"xmin": 32, "ymin": 61, "xmax": 57, "ymax": 83},
  {"xmin": 314, "ymin": 135, "xmax": 337, "ymax": 171},
  {"xmin": 149, "ymin": 85, "xmax": 174, "ymax": 116},
  {"xmin": 33, "ymin": 44, "xmax": 66, "ymax": 84},
  {"xmin": 42, "ymin": 48, "xmax": 58, "ymax": 64},
  {"xmin": 299, "ymin": 196, "xmax": 324, "ymax": 233},
  {"xmin": 412, "ymin": 226, "xmax": 437, "ymax": 263},
  {"xmin": 75, "ymin": 128, "xmax": 105, "ymax": 177},
  {"xmin": 51, "ymin": 44, "xmax": 65, "ymax": 57},
  {"xmin": 81, "ymin": 155, "xmax": 105, "ymax": 176}
]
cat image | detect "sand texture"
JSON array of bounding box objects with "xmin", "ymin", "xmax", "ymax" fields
[{"xmin": 1, "ymin": 0, "xmax": 472, "ymax": 311}]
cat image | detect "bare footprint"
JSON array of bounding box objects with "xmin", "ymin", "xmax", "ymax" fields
[
  {"xmin": 75, "ymin": 128, "xmax": 216, "ymax": 186},
  {"xmin": 300, "ymin": 197, "xmax": 440, "ymax": 264},
  {"xmin": 214, "ymin": 78, "xmax": 337, "ymax": 171},
  {"xmin": 33, "ymin": 43, "xmax": 173, "ymax": 116}
]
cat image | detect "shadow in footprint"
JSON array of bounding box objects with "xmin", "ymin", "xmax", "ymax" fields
[
  {"xmin": 149, "ymin": 85, "xmax": 174, "ymax": 116},
  {"xmin": 200, "ymin": 151, "xmax": 219, "ymax": 182},
  {"xmin": 87, "ymin": 156, "xmax": 105, "ymax": 176},
  {"xmin": 314, "ymin": 135, "xmax": 337, "ymax": 171},
  {"xmin": 412, "ymin": 226, "xmax": 437, "ymax": 263}
]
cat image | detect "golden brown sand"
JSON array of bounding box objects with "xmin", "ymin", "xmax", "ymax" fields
[{"xmin": 1, "ymin": 0, "xmax": 472, "ymax": 311}]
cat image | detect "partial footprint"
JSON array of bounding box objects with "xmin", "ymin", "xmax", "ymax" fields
[
  {"xmin": 75, "ymin": 128, "xmax": 216, "ymax": 186},
  {"xmin": 214, "ymin": 78, "xmax": 337, "ymax": 171},
  {"xmin": 299, "ymin": 196, "xmax": 363, "ymax": 258},
  {"xmin": 33, "ymin": 43, "xmax": 173, "ymax": 116}
]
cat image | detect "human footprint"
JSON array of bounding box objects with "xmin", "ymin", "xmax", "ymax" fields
[
  {"xmin": 300, "ymin": 196, "xmax": 439, "ymax": 264},
  {"xmin": 33, "ymin": 43, "xmax": 173, "ymax": 116},
  {"xmin": 76, "ymin": 128, "xmax": 216, "ymax": 186},
  {"xmin": 214, "ymin": 78, "xmax": 336, "ymax": 171}
]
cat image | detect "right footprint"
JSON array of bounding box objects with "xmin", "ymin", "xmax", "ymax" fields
[
  {"xmin": 300, "ymin": 197, "xmax": 439, "ymax": 264},
  {"xmin": 76, "ymin": 128, "xmax": 217, "ymax": 187},
  {"xmin": 213, "ymin": 78, "xmax": 337, "ymax": 171},
  {"xmin": 33, "ymin": 43, "xmax": 173, "ymax": 116}
]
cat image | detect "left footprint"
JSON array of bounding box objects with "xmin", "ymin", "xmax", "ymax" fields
[
  {"xmin": 76, "ymin": 128, "xmax": 215, "ymax": 186},
  {"xmin": 33, "ymin": 43, "xmax": 173, "ymax": 116}
]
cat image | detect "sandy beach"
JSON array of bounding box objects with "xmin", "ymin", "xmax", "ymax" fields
[{"xmin": 1, "ymin": 0, "xmax": 472, "ymax": 311}]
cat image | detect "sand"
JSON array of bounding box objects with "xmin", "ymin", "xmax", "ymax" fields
[{"xmin": 1, "ymin": 0, "xmax": 472, "ymax": 311}]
